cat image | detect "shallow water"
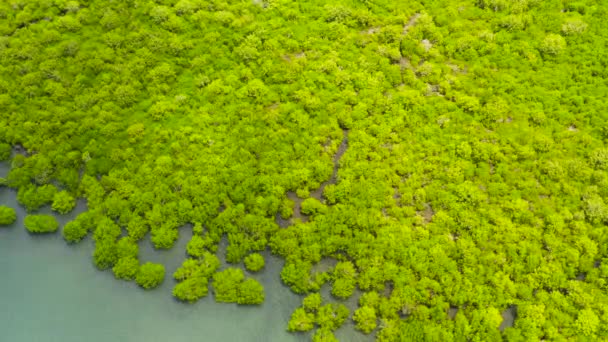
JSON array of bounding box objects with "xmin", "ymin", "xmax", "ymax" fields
[
  {"xmin": 0, "ymin": 158, "xmax": 371, "ymax": 342},
  {"xmin": 0, "ymin": 163, "xmax": 308, "ymax": 342}
]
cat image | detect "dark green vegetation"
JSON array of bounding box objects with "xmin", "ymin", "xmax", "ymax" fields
[
  {"xmin": 0, "ymin": 205, "xmax": 17, "ymax": 225},
  {"xmin": 24, "ymin": 214, "xmax": 59, "ymax": 233},
  {"xmin": 1, "ymin": 0, "xmax": 607, "ymax": 340}
]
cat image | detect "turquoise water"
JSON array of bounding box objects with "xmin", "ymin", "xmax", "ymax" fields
[{"xmin": 0, "ymin": 162, "xmax": 371, "ymax": 342}]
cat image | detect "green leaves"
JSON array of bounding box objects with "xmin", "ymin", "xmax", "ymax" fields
[
  {"xmin": 300, "ymin": 198, "xmax": 327, "ymax": 216},
  {"xmin": 540, "ymin": 34, "xmax": 566, "ymax": 55},
  {"xmin": 244, "ymin": 253, "xmax": 265, "ymax": 272},
  {"xmin": 0, "ymin": 206, "xmax": 16, "ymax": 226},
  {"xmin": 1, "ymin": 0, "xmax": 607, "ymax": 340},
  {"xmin": 237, "ymin": 278, "xmax": 265, "ymax": 305},
  {"xmin": 172, "ymin": 254, "xmax": 218, "ymax": 303},
  {"xmin": 93, "ymin": 239, "xmax": 118, "ymax": 270},
  {"xmin": 211, "ymin": 268, "xmax": 265, "ymax": 305},
  {"xmin": 353, "ymin": 306, "xmax": 377, "ymax": 334},
  {"xmin": 24, "ymin": 214, "xmax": 58, "ymax": 233},
  {"xmin": 136, "ymin": 262, "xmax": 165, "ymax": 290},
  {"xmin": 288, "ymin": 308, "xmax": 315, "ymax": 332},
  {"xmin": 317, "ymin": 303, "xmax": 349, "ymax": 331},
  {"xmin": 302, "ymin": 293, "xmax": 322, "ymax": 312},
  {"xmin": 331, "ymin": 261, "xmax": 357, "ymax": 299},
  {"xmin": 17, "ymin": 184, "xmax": 57, "ymax": 212},
  {"xmin": 173, "ymin": 274, "xmax": 208, "ymax": 303},
  {"xmin": 126, "ymin": 216, "xmax": 149, "ymax": 241},
  {"xmin": 52, "ymin": 191, "xmax": 76, "ymax": 214},
  {"xmin": 0, "ymin": 143, "xmax": 10, "ymax": 161},
  {"xmin": 56, "ymin": 16, "xmax": 82, "ymax": 32},
  {"xmin": 174, "ymin": 254, "xmax": 220, "ymax": 281},
  {"xmin": 62, "ymin": 220, "xmax": 87, "ymax": 243},
  {"xmin": 150, "ymin": 225, "xmax": 178, "ymax": 249},
  {"xmin": 590, "ymin": 148, "xmax": 608, "ymax": 170},
  {"xmin": 288, "ymin": 294, "xmax": 349, "ymax": 336},
  {"xmin": 281, "ymin": 261, "xmax": 313, "ymax": 294},
  {"xmin": 113, "ymin": 257, "xmax": 140, "ymax": 281}
]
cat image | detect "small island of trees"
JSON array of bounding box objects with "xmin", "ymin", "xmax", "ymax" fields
[
  {"xmin": 0, "ymin": 206, "xmax": 16, "ymax": 226},
  {"xmin": 24, "ymin": 215, "xmax": 59, "ymax": 234}
]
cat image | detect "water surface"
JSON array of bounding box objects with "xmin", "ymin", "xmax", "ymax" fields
[
  {"xmin": 0, "ymin": 164, "xmax": 303, "ymax": 341},
  {"xmin": 0, "ymin": 160, "xmax": 370, "ymax": 342}
]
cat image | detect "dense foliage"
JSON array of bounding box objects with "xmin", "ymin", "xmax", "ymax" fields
[
  {"xmin": 172, "ymin": 252, "xmax": 220, "ymax": 302},
  {"xmin": 51, "ymin": 190, "xmax": 76, "ymax": 214},
  {"xmin": 136, "ymin": 262, "xmax": 165, "ymax": 289},
  {"xmin": 244, "ymin": 253, "xmax": 265, "ymax": 272},
  {"xmin": 0, "ymin": 143, "xmax": 11, "ymax": 161},
  {"xmin": 62, "ymin": 220, "xmax": 86, "ymax": 243},
  {"xmin": 0, "ymin": 205, "xmax": 16, "ymax": 226},
  {"xmin": 289, "ymin": 292, "xmax": 350, "ymax": 340},
  {"xmin": 1, "ymin": 0, "xmax": 607, "ymax": 340},
  {"xmin": 24, "ymin": 214, "xmax": 58, "ymax": 233},
  {"xmin": 113, "ymin": 256, "xmax": 140, "ymax": 281},
  {"xmin": 212, "ymin": 268, "xmax": 265, "ymax": 305},
  {"xmin": 62, "ymin": 209, "xmax": 97, "ymax": 242}
]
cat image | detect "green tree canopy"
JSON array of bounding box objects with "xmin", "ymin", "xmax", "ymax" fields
[
  {"xmin": 173, "ymin": 274, "xmax": 209, "ymax": 303},
  {"xmin": 52, "ymin": 191, "xmax": 76, "ymax": 214},
  {"xmin": 62, "ymin": 220, "xmax": 88, "ymax": 243},
  {"xmin": 136, "ymin": 262, "xmax": 165, "ymax": 289},
  {"xmin": 244, "ymin": 253, "xmax": 265, "ymax": 272},
  {"xmin": 0, "ymin": 206, "xmax": 17, "ymax": 226},
  {"xmin": 0, "ymin": 143, "xmax": 10, "ymax": 161},
  {"xmin": 237, "ymin": 278, "xmax": 265, "ymax": 305},
  {"xmin": 24, "ymin": 215, "xmax": 58, "ymax": 233},
  {"xmin": 353, "ymin": 306, "xmax": 377, "ymax": 334},
  {"xmin": 113, "ymin": 256, "xmax": 140, "ymax": 281},
  {"xmin": 212, "ymin": 268, "xmax": 245, "ymax": 303},
  {"xmin": 288, "ymin": 308, "xmax": 315, "ymax": 332}
]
